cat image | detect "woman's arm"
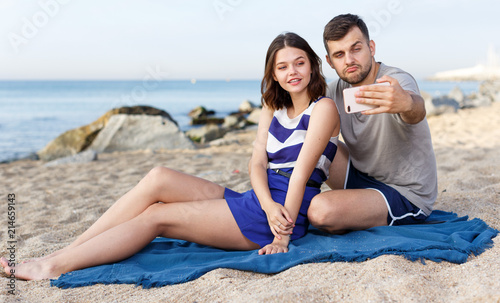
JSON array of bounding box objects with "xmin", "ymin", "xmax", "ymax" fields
[
  {"xmin": 258, "ymin": 98, "xmax": 340, "ymax": 254},
  {"xmin": 287, "ymin": 98, "xmax": 339, "ymax": 220},
  {"xmin": 250, "ymin": 106, "xmax": 294, "ymax": 240}
]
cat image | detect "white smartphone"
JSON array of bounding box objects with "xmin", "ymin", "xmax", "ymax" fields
[{"xmin": 343, "ymin": 82, "xmax": 390, "ymax": 114}]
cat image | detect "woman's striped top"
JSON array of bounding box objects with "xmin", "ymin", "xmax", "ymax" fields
[{"xmin": 266, "ymin": 97, "xmax": 338, "ymax": 182}]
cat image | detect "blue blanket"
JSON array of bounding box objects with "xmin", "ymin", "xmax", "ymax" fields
[{"xmin": 51, "ymin": 210, "xmax": 498, "ymax": 288}]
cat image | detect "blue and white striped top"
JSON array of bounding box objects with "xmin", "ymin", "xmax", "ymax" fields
[{"xmin": 266, "ymin": 97, "xmax": 339, "ymax": 182}]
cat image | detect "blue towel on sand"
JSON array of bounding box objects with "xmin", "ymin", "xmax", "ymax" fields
[{"xmin": 51, "ymin": 211, "xmax": 498, "ymax": 288}]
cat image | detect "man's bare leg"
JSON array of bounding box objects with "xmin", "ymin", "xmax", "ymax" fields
[
  {"xmin": 308, "ymin": 189, "xmax": 388, "ymax": 234},
  {"xmin": 308, "ymin": 142, "xmax": 388, "ymax": 233}
]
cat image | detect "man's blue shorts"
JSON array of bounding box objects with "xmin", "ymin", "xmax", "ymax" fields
[{"xmin": 345, "ymin": 161, "xmax": 427, "ymax": 226}]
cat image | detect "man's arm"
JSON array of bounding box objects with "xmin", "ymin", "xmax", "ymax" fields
[
  {"xmin": 400, "ymin": 92, "xmax": 426, "ymax": 124},
  {"xmin": 355, "ymin": 75, "xmax": 426, "ymax": 124}
]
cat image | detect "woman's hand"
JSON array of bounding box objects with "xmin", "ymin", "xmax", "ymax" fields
[
  {"xmin": 258, "ymin": 236, "xmax": 290, "ymax": 255},
  {"xmin": 263, "ymin": 202, "xmax": 294, "ymax": 240}
]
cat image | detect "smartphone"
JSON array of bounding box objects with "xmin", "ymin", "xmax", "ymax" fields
[{"xmin": 343, "ymin": 82, "xmax": 390, "ymax": 114}]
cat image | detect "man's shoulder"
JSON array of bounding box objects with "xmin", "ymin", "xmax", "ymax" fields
[
  {"xmin": 378, "ymin": 63, "xmax": 412, "ymax": 77},
  {"xmin": 378, "ymin": 63, "xmax": 419, "ymax": 94},
  {"xmin": 327, "ymin": 78, "xmax": 349, "ymax": 96}
]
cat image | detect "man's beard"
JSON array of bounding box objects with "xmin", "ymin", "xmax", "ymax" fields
[{"xmin": 340, "ymin": 60, "xmax": 372, "ymax": 85}]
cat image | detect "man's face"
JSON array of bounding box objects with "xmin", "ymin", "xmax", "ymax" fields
[{"xmin": 325, "ymin": 27, "xmax": 375, "ymax": 85}]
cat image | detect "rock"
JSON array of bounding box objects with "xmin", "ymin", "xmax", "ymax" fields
[
  {"xmin": 479, "ymin": 80, "xmax": 500, "ymax": 102},
  {"xmin": 422, "ymin": 91, "xmax": 456, "ymax": 117},
  {"xmin": 188, "ymin": 106, "xmax": 222, "ymax": 125},
  {"xmin": 37, "ymin": 105, "xmax": 177, "ymax": 161},
  {"xmin": 89, "ymin": 114, "xmax": 195, "ymax": 152},
  {"xmin": 222, "ymin": 115, "xmax": 240, "ymax": 129},
  {"xmin": 45, "ymin": 150, "xmax": 98, "ymax": 167},
  {"xmin": 432, "ymin": 95, "xmax": 459, "ymax": 110},
  {"xmin": 188, "ymin": 106, "xmax": 215, "ymax": 119},
  {"xmin": 185, "ymin": 124, "xmax": 227, "ymax": 144},
  {"xmin": 190, "ymin": 117, "xmax": 225, "ymax": 125},
  {"xmin": 448, "ymin": 86, "xmax": 465, "ymax": 107},
  {"xmin": 461, "ymin": 92, "xmax": 492, "ymax": 109},
  {"xmin": 458, "ymin": 80, "xmax": 500, "ymax": 109},
  {"xmin": 223, "ymin": 114, "xmax": 247, "ymax": 130},
  {"xmin": 246, "ymin": 108, "xmax": 262, "ymax": 124},
  {"xmin": 238, "ymin": 100, "xmax": 258, "ymax": 113}
]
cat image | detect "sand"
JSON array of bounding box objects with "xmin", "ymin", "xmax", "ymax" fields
[{"xmin": 1, "ymin": 102, "xmax": 499, "ymax": 302}]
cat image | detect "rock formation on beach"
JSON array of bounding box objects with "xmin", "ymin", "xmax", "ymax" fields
[
  {"xmin": 422, "ymin": 80, "xmax": 500, "ymax": 117},
  {"xmin": 36, "ymin": 101, "xmax": 263, "ymax": 163},
  {"xmin": 88, "ymin": 114, "xmax": 195, "ymax": 153},
  {"xmin": 185, "ymin": 100, "xmax": 261, "ymax": 144},
  {"xmin": 37, "ymin": 105, "xmax": 185, "ymax": 161}
]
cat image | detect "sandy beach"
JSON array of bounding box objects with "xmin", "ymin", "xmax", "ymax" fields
[{"xmin": 1, "ymin": 102, "xmax": 499, "ymax": 302}]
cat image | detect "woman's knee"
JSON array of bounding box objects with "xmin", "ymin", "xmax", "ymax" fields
[
  {"xmin": 146, "ymin": 166, "xmax": 174, "ymax": 182},
  {"xmin": 142, "ymin": 166, "xmax": 176, "ymax": 190},
  {"xmin": 138, "ymin": 203, "xmax": 173, "ymax": 230}
]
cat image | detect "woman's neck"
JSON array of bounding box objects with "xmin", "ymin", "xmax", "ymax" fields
[{"xmin": 287, "ymin": 91, "xmax": 311, "ymax": 119}]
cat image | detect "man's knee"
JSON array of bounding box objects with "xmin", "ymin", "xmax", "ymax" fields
[{"xmin": 308, "ymin": 193, "xmax": 342, "ymax": 232}]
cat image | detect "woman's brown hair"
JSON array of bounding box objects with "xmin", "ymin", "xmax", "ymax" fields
[{"xmin": 261, "ymin": 32, "xmax": 326, "ymax": 111}]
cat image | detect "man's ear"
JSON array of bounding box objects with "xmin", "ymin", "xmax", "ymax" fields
[
  {"xmin": 369, "ymin": 40, "xmax": 376, "ymax": 57},
  {"xmin": 325, "ymin": 54, "xmax": 334, "ymax": 69}
]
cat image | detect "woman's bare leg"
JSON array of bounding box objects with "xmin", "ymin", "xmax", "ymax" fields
[
  {"xmin": 2, "ymin": 199, "xmax": 257, "ymax": 280},
  {"xmin": 33, "ymin": 167, "xmax": 224, "ymax": 261}
]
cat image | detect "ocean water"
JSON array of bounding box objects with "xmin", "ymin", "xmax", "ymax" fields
[{"xmin": 0, "ymin": 79, "xmax": 480, "ymax": 163}]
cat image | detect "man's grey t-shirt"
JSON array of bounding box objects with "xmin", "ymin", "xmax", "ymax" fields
[{"xmin": 327, "ymin": 63, "xmax": 437, "ymax": 215}]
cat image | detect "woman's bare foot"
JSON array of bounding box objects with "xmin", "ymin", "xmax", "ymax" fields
[
  {"xmin": 0, "ymin": 257, "xmax": 12, "ymax": 274},
  {"xmin": 20, "ymin": 247, "xmax": 69, "ymax": 264},
  {"xmin": 1, "ymin": 257, "xmax": 60, "ymax": 281}
]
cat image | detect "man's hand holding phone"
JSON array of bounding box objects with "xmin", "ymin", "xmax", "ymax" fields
[
  {"xmin": 342, "ymin": 75, "xmax": 417, "ymax": 117},
  {"xmin": 343, "ymin": 82, "xmax": 390, "ymax": 114}
]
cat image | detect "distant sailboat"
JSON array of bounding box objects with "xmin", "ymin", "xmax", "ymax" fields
[
  {"xmin": 428, "ymin": 45, "xmax": 500, "ymax": 81},
  {"xmin": 191, "ymin": 78, "xmax": 197, "ymax": 84}
]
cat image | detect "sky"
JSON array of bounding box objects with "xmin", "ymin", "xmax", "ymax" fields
[{"xmin": 1, "ymin": 0, "xmax": 499, "ymax": 81}]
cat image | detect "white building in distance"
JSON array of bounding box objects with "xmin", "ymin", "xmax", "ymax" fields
[{"xmin": 428, "ymin": 45, "xmax": 500, "ymax": 81}]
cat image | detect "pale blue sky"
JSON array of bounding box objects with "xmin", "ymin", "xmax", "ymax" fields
[{"xmin": 1, "ymin": 0, "xmax": 499, "ymax": 80}]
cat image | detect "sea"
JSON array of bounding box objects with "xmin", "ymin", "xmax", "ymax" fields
[{"xmin": 0, "ymin": 79, "xmax": 481, "ymax": 163}]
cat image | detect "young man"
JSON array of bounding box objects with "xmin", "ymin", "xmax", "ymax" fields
[{"xmin": 307, "ymin": 14, "xmax": 438, "ymax": 233}]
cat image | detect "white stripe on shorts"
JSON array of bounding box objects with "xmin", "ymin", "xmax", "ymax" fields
[{"xmin": 367, "ymin": 188, "xmax": 425, "ymax": 226}]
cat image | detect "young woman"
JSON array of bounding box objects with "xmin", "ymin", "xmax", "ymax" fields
[{"xmin": 1, "ymin": 32, "xmax": 339, "ymax": 280}]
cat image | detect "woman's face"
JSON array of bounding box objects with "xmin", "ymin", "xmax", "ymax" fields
[{"xmin": 273, "ymin": 46, "xmax": 312, "ymax": 97}]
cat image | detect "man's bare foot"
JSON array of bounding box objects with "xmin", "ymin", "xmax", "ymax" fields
[{"xmin": 1, "ymin": 257, "xmax": 60, "ymax": 280}]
